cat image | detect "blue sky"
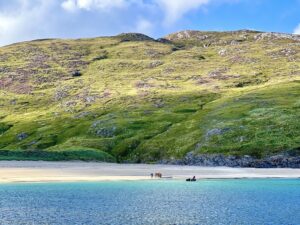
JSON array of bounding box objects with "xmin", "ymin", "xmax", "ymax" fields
[{"xmin": 0, "ymin": 0, "xmax": 300, "ymax": 46}]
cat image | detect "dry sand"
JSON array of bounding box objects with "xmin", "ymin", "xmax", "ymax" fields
[{"xmin": 0, "ymin": 161, "xmax": 299, "ymax": 183}]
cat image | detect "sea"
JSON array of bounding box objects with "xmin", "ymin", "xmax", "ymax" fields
[{"xmin": 0, "ymin": 179, "xmax": 299, "ymax": 225}]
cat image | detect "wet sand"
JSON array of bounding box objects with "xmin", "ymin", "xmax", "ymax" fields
[{"xmin": 0, "ymin": 161, "xmax": 299, "ymax": 183}]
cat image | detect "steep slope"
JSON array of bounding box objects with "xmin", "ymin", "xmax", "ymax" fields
[{"xmin": 0, "ymin": 31, "xmax": 299, "ymax": 162}]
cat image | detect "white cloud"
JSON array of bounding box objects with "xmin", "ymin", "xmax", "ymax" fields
[
  {"xmin": 0, "ymin": 0, "xmax": 240, "ymax": 46},
  {"xmin": 0, "ymin": 0, "xmax": 54, "ymax": 46},
  {"xmin": 0, "ymin": 16, "xmax": 18, "ymax": 33},
  {"xmin": 134, "ymin": 19, "xmax": 154, "ymax": 34},
  {"xmin": 61, "ymin": 0, "xmax": 77, "ymax": 12},
  {"xmin": 293, "ymin": 24, "xmax": 300, "ymax": 34},
  {"xmin": 60, "ymin": 0, "xmax": 237, "ymax": 28},
  {"xmin": 61, "ymin": 0, "xmax": 128, "ymax": 11},
  {"xmin": 155, "ymin": 0, "xmax": 211, "ymax": 26}
]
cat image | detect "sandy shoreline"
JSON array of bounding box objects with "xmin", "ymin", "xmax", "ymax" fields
[{"xmin": 0, "ymin": 161, "xmax": 299, "ymax": 183}]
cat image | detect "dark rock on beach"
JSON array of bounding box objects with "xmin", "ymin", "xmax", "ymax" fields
[{"xmin": 158, "ymin": 151, "xmax": 300, "ymax": 168}]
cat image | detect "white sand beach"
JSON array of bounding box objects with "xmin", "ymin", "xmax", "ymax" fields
[{"xmin": 0, "ymin": 161, "xmax": 299, "ymax": 183}]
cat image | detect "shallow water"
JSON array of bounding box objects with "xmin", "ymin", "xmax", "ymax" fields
[{"xmin": 0, "ymin": 179, "xmax": 299, "ymax": 225}]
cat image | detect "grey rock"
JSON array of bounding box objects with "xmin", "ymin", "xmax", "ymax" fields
[
  {"xmin": 205, "ymin": 128, "xmax": 230, "ymax": 139},
  {"xmin": 54, "ymin": 87, "xmax": 70, "ymax": 101},
  {"xmin": 90, "ymin": 120, "xmax": 118, "ymax": 138},
  {"xmin": 159, "ymin": 151, "xmax": 300, "ymax": 168},
  {"xmin": 254, "ymin": 32, "xmax": 300, "ymax": 42},
  {"xmin": 74, "ymin": 111, "xmax": 92, "ymax": 119},
  {"xmin": 17, "ymin": 132, "xmax": 28, "ymax": 141},
  {"xmin": 148, "ymin": 60, "xmax": 163, "ymax": 68},
  {"xmin": 218, "ymin": 49, "xmax": 227, "ymax": 56}
]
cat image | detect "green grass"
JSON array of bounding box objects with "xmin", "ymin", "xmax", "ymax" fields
[
  {"xmin": 0, "ymin": 148, "xmax": 115, "ymax": 161},
  {"xmin": 0, "ymin": 30, "xmax": 299, "ymax": 162}
]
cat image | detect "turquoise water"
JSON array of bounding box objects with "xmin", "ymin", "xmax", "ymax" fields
[{"xmin": 0, "ymin": 179, "xmax": 299, "ymax": 225}]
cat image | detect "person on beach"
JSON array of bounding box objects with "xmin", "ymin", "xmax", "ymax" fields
[{"xmin": 186, "ymin": 176, "xmax": 196, "ymax": 182}]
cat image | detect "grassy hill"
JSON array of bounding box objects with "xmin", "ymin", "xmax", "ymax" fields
[{"xmin": 0, "ymin": 30, "xmax": 299, "ymax": 162}]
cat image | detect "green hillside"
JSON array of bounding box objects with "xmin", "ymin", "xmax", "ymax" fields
[{"xmin": 0, "ymin": 30, "xmax": 299, "ymax": 162}]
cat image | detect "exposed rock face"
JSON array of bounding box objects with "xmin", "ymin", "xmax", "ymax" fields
[
  {"xmin": 148, "ymin": 60, "xmax": 164, "ymax": 68},
  {"xmin": 205, "ymin": 128, "xmax": 230, "ymax": 139},
  {"xmin": 159, "ymin": 151, "xmax": 300, "ymax": 168},
  {"xmin": 164, "ymin": 30, "xmax": 300, "ymax": 50},
  {"xmin": 165, "ymin": 30, "xmax": 210, "ymax": 41},
  {"xmin": 164, "ymin": 30, "xmax": 259, "ymax": 42},
  {"xmin": 90, "ymin": 120, "xmax": 118, "ymax": 138},
  {"xmin": 254, "ymin": 32, "xmax": 300, "ymax": 42},
  {"xmin": 54, "ymin": 87, "xmax": 69, "ymax": 101}
]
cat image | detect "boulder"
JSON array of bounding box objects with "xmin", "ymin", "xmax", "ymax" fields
[{"xmin": 71, "ymin": 70, "xmax": 82, "ymax": 77}]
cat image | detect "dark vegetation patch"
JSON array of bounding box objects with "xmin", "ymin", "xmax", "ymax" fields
[
  {"xmin": 0, "ymin": 149, "xmax": 115, "ymax": 162},
  {"xmin": 233, "ymin": 73, "xmax": 269, "ymax": 88},
  {"xmin": 174, "ymin": 108, "xmax": 198, "ymax": 113},
  {"xmin": 92, "ymin": 51, "xmax": 108, "ymax": 61},
  {"xmin": 194, "ymin": 55, "xmax": 206, "ymax": 60},
  {"xmin": 0, "ymin": 123, "xmax": 12, "ymax": 135}
]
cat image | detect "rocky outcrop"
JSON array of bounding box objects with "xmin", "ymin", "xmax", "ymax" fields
[
  {"xmin": 116, "ymin": 33, "xmax": 154, "ymax": 42},
  {"xmin": 90, "ymin": 119, "xmax": 118, "ymax": 138},
  {"xmin": 158, "ymin": 151, "xmax": 300, "ymax": 168},
  {"xmin": 165, "ymin": 30, "xmax": 211, "ymax": 41},
  {"xmin": 254, "ymin": 32, "xmax": 300, "ymax": 42}
]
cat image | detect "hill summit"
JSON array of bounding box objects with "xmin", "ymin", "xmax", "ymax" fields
[{"xmin": 116, "ymin": 33, "xmax": 154, "ymax": 42}]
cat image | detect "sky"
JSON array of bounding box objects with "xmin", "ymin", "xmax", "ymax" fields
[{"xmin": 0, "ymin": 0, "xmax": 300, "ymax": 46}]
